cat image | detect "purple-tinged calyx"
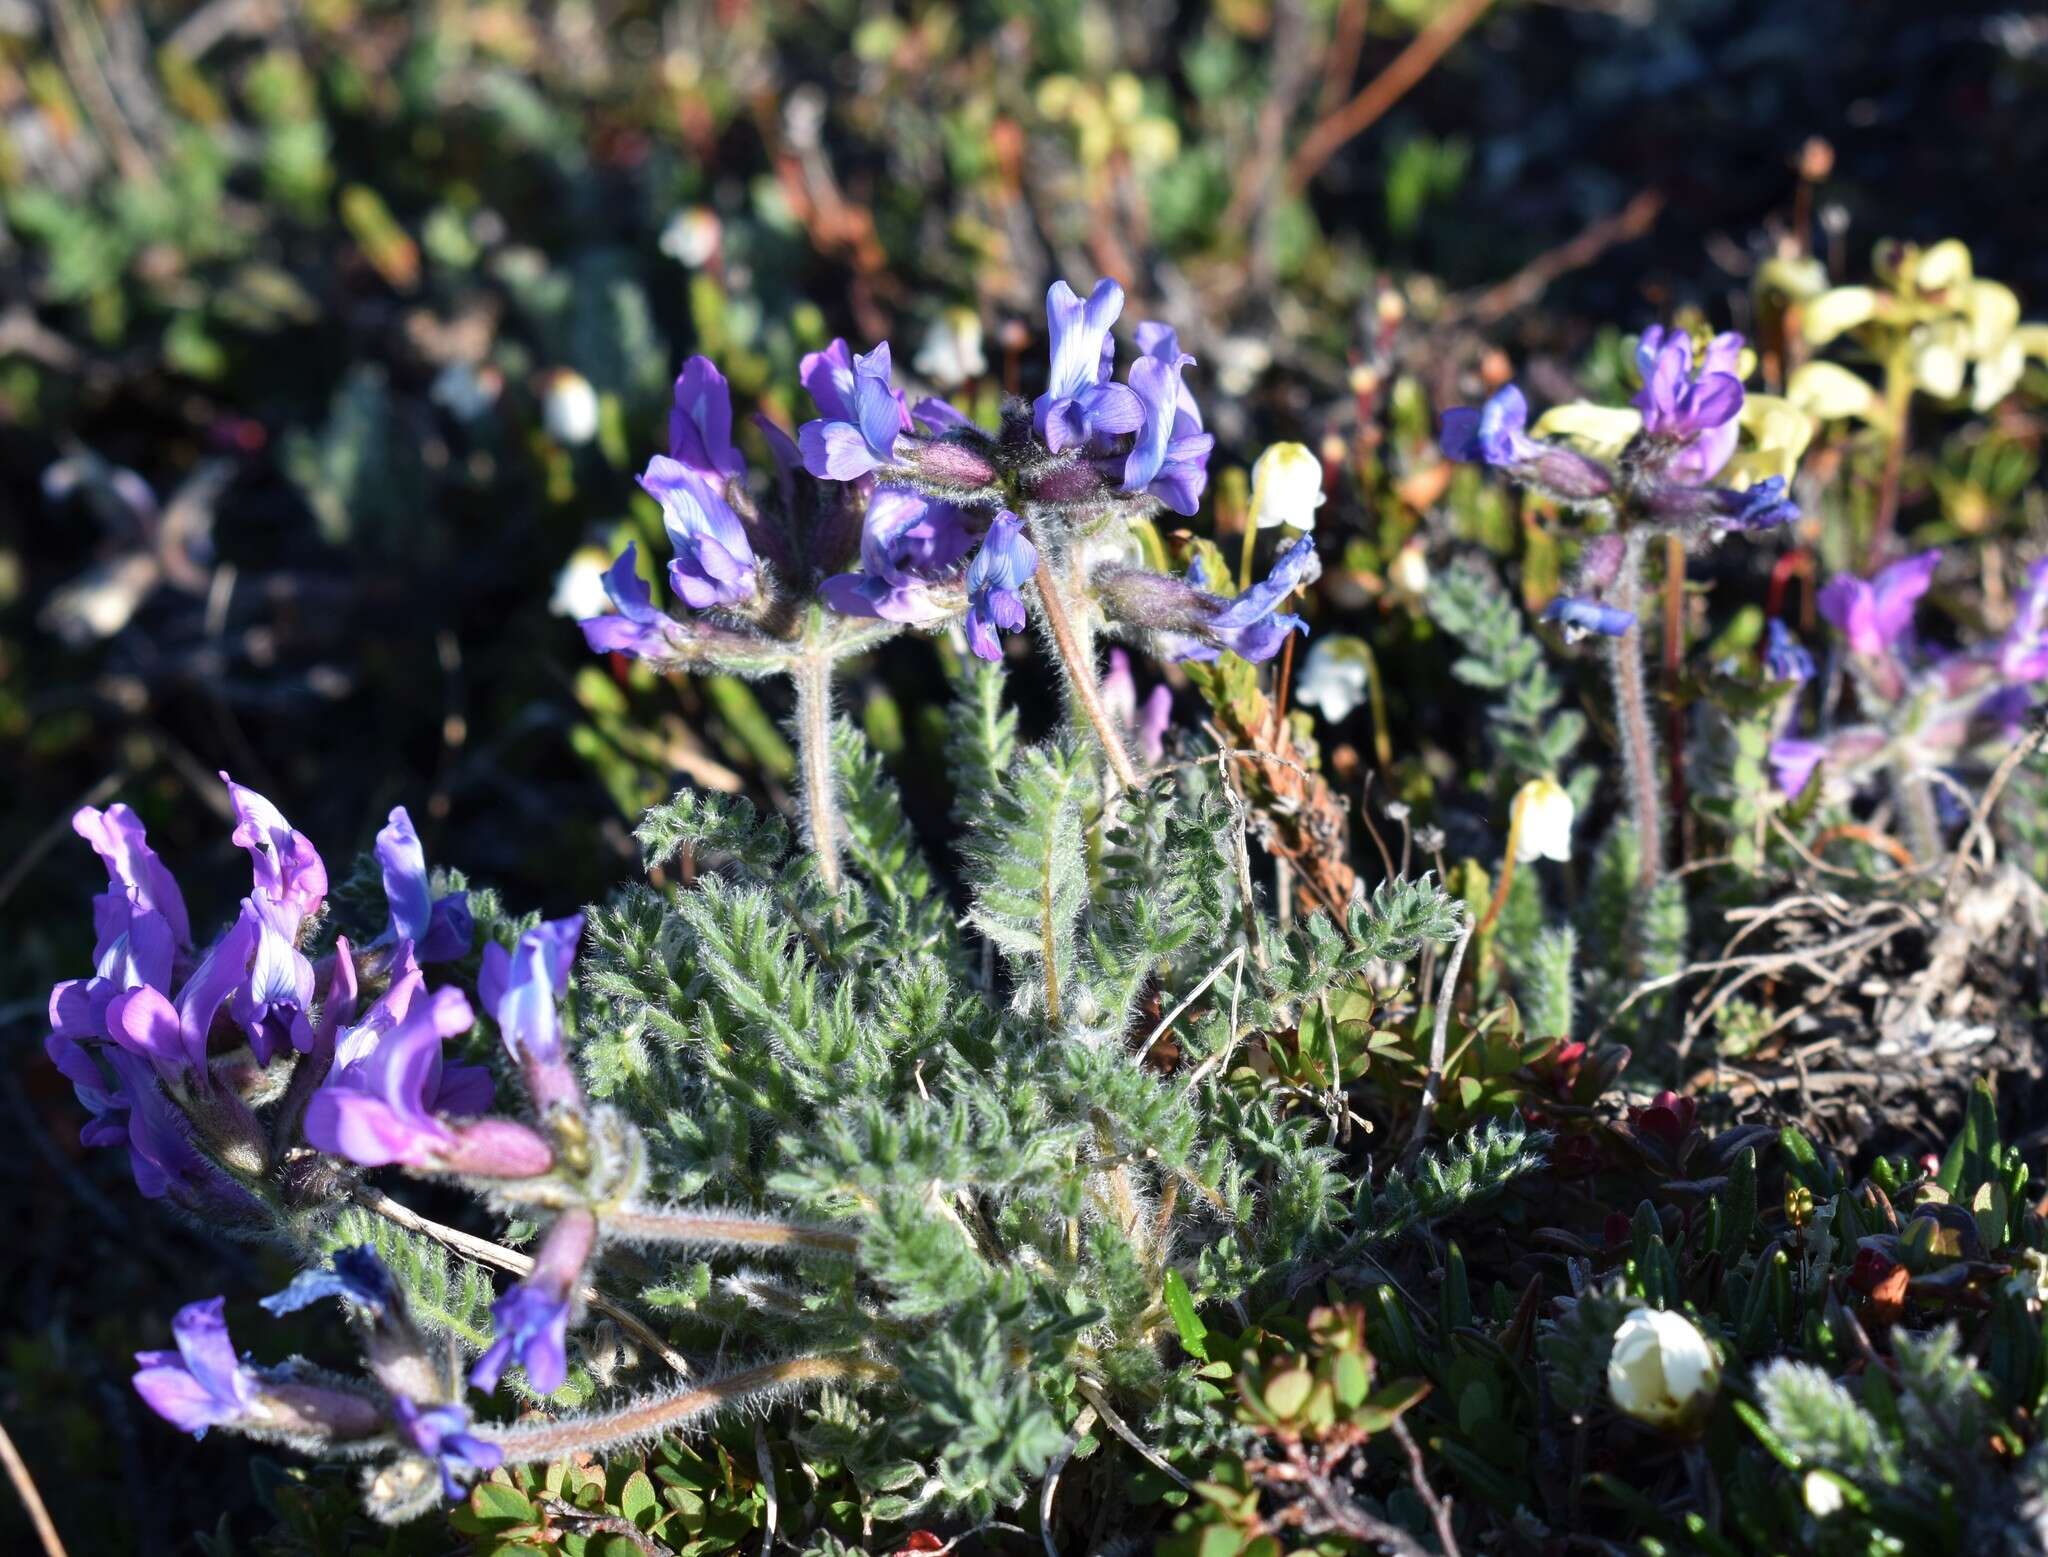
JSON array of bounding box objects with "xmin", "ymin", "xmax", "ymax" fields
[
  {"xmin": 133, "ymin": 1296, "xmax": 259, "ymax": 1438},
  {"xmin": 1034, "ymin": 279, "xmax": 1142, "ymax": 453},
  {"xmin": 798, "ymin": 341, "xmax": 911, "ymax": 480},
  {"xmin": 374, "ymin": 807, "xmax": 473, "ymax": 964},
  {"xmin": 1542, "ymin": 596, "xmax": 1637, "ymax": 642},
  {"xmin": 640, "ymin": 456, "xmax": 758, "ymax": 610},
  {"xmin": 392, "ymin": 1397, "xmax": 503, "ymax": 1502},
  {"xmin": 1639, "ymin": 474, "xmax": 1800, "ymax": 535},
  {"xmin": 668, "ymin": 355, "xmax": 746, "ymax": 479},
  {"xmin": 963, "ymin": 513, "xmax": 1037, "ymax": 662},
  {"xmin": 1439, "ymin": 384, "xmax": 1614, "ymax": 503},
  {"xmin": 470, "ymin": 1207, "xmax": 596, "ymax": 1395},
  {"xmin": 820, "ymin": 489, "xmax": 976, "ymax": 625},
  {"xmin": 1096, "ymin": 541, "xmax": 1316, "ymax": 665},
  {"xmin": 1818, "ymin": 550, "xmax": 1941, "ymax": 658}
]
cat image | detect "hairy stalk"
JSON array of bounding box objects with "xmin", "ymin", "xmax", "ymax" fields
[
  {"xmin": 1891, "ymin": 767, "xmax": 1940, "ymax": 868},
  {"xmin": 791, "ymin": 655, "xmax": 843, "ymax": 892},
  {"xmin": 480, "ymin": 1355, "xmax": 897, "ymax": 1462},
  {"xmin": 1606, "ymin": 535, "xmax": 1663, "ymax": 895},
  {"xmin": 1032, "ymin": 554, "xmax": 1139, "ymax": 790},
  {"xmin": 606, "ymin": 1207, "xmax": 860, "ymax": 1256}
]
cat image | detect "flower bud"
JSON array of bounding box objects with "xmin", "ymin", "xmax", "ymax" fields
[
  {"xmin": 542, "ymin": 370, "xmax": 600, "ymax": 446},
  {"xmin": 1606, "ymin": 1308, "xmax": 1720, "ymax": 1430},
  {"xmin": 910, "ymin": 437, "xmax": 1001, "ymax": 491},
  {"xmin": 1249, "ymin": 442, "xmax": 1326, "ymax": 532},
  {"xmin": 1512, "ymin": 777, "xmax": 1574, "ymax": 863}
]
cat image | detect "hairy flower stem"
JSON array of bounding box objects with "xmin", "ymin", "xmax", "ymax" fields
[
  {"xmin": 606, "ymin": 1207, "xmax": 860, "ymax": 1256},
  {"xmin": 791, "ymin": 655, "xmax": 843, "ymax": 893},
  {"xmin": 1032, "ymin": 554, "xmax": 1139, "ymax": 791},
  {"xmin": 1607, "ymin": 535, "xmax": 1664, "ymax": 896},
  {"xmin": 479, "ymin": 1355, "xmax": 897, "ymax": 1462}
]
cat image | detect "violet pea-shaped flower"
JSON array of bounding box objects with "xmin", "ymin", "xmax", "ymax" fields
[
  {"xmin": 133, "ymin": 1296, "xmax": 259, "ymax": 1437},
  {"xmin": 1635, "ymin": 326, "xmax": 1746, "ymax": 480},
  {"xmin": 374, "ymin": 807, "xmax": 473, "ymax": 964},
  {"xmin": 1543, "ymin": 596, "xmax": 1638, "ymax": 641},
  {"xmin": 1818, "ymin": 549, "xmax": 1941, "ymax": 658},
  {"xmin": 392, "ymin": 1398, "xmax": 503, "ymax": 1502},
  {"xmin": 1120, "ymin": 347, "xmax": 1214, "ymax": 516},
  {"xmin": 1439, "ymin": 384, "xmax": 1613, "ymax": 503},
  {"xmin": 1033, "ymin": 279, "xmax": 1142, "ymax": 452},
  {"xmin": 262, "ymin": 1245, "xmax": 402, "ymax": 1319},
  {"xmin": 479, "ymin": 915, "xmax": 585, "ymax": 1115},
  {"xmin": 1182, "ymin": 538, "xmax": 1315, "ymax": 662},
  {"xmin": 220, "ymin": 774, "xmax": 327, "ymax": 926},
  {"xmin": 577, "ymin": 543, "xmax": 695, "ymax": 661},
  {"xmin": 799, "ymin": 341, "xmax": 910, "ymax": 480},
  {"xmin": 470, "ymin": 1207, "xmax": 596, "ymax": 1395},
  {"xmin": 1998, "ymin": 559, "xmax": 2048, "ymax": 682},
  {"xmin": 1764, "ymin": 619, "xmax": 1815, "ymax": 684},
  {"xmin": 303, "ymin": 988, "xmax": 547, "ymax": 1177},
  {"xmin": 74, "ymin": 804, "xmax": 192, "ymax": 953},
  {"xmin": 820, "ymin": 489, "xmax": 976, "ymax": 625},
  {"xmin": 667, "ymin": 355, "xmax": 746, "ymax": 479},
  {"xmin": 640, "ymin": 456, "xmax": 758, "ymax": 610},
  {"xmin": 963, "ymin": 513, "xmax": 1038, "ymax": 662}
]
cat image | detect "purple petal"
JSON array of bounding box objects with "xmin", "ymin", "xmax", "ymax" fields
[
  {"xmin": 376, "ymin": 807, "xmax": 433, "ymax": 945},
  {"xmin": 798, "ymin": 419, "xmax": 886, "ymax": 481}
]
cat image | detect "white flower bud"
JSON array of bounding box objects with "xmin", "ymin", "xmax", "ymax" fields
[
  {"xmin": 1512, "ymin": 777, "xmax": 1574, "ymax": 864},
  {"xmin": 659, "ymin": 207, "xmax": 722, "ymax": 268},
  {"xmin": 1802, "ymin": 1470, "xmax": 1846, "ymax": 1518},
  {"xmin": 1606, "ymin": 1308, "xmax": 1721, "ymax": 1429},
  {"xmin": 543, "ymin": 369, "xmax": 600, "ymax": 446},
  {"xmin": 1387, "ymin": 540, "xmax": 1431, "ymax": 599},
  {"xmin": 1249, "ymin": 442, "xmax": 1326, "ymax": 531},
  {"xmin": 914, "ymin": 306, "xmax": 988, "ymax": 388},
  {"xmin": 1293, "ymin": 636, "xmax": 1372, "ymax": 723}
]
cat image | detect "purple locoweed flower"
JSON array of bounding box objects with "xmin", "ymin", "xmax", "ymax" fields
[
  {"xmin": 1818, "ymin": 550, "xmax": 1941, "ymax": 658},
  {"xmin": 392, "ymin": 1397, "xmax": 503, "ymax": 1502},
  {"xmin": 640, "ymin": 456, "xmax": 758, "ymax": 610},
  {"xmin": 470, "ymin": 1208, "xmax": 596, "ymax": 1395},
  {"xmin": 303, "ymin": 987, "xmax": 539, "ymax": 1174},
  {"xmin": 1764, "ymin": 620, "xmax": 1815, "ymax": 684},
  {"xmin": 1134, "ymin": 323, "xmax": 1203, "ymax": 429},
  {"xmin": 1768, "ymin": 737, "xmax": 1827, "ymax": 796},
  {"xmin": 963, "ymin": 513, "xmax": 1037, "ymax": 662},
  {"xmin": 1439, "ymin": 384, "xmax": 1614, "ymax": 503},
  {"xmin": 1101, "ymin": 649, "xmax": 1174, "ymax": 763},
  {"xmin": 1542, "ymin": 596, "xmax": 1637, "ymax": 641},
  {"xmin": 1119, "ymin": 344, "xmax": 1214, "ymax": 516},
  {"xmin": 1188, "ymin": 539, "xmax": 1315, "ymax": 662},
  {"xmin": 133, "ymin": 1296, "xmax": 259, "ymax": 1438},
  {"xmin": 232, "ymin": 897, "xmax": 317, "ymax": 1062},
  {"xmin": 262, "ymin": 1246, "xmax": 401, "ymax": 1319},
  {"xmin": 73, "ymin": 804, "xmax": 192, "ymax": 955},
  {"xmin": 799, "ymin": 341, "xmax": 911, "ymax": 480},
  {"xmin": 1634, "ymin": 327, "xmax": 1745, "ymax": 480},
  {"xmin": 478, "ymin": 917, "xmax": 583, "ymax": 1069},
  {"xmin": 374, "ymin": 807, "xmax": 473, "ymax": 965},
  {"xmin": 1033, "ymin": 280, "xmax": 1142, "ymax": 453},
  {"xmin": 1998, "ymin": 559, "xmax": 2048, "ymax": 681},
  {"xmin": 820, "ymin": 490, "xmax": 976, "ymax": 625},
  {"xmin": 667, "ymin": 356, "xmax": 746, "ymax": 479},
  {"xmin": 221, "ymin": 775, "xmax": 328, "ymax": 928},
  {"xmin": 577, "ymin": 544, "xmax": 694, "ymax": 661}
]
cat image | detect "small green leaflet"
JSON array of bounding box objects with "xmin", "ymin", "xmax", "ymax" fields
[{"xmin": 1163, "ymin": 1269, "xmax": 1208, "ymax": 1362}]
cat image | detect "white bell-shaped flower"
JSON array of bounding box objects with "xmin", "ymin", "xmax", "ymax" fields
[
  {"xmin": 1513, "ymin": 777, "xmax": 1575, "ymax": 864},
  {"xmin": 1249, "ymin": 442, "xmax": 1326, "ymax": 532},
  {"xmin": 1606, "ymin": 1308, "xmax": 1721, "ymax": 1429}
]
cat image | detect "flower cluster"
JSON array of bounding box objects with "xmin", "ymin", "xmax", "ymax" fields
[
  {"xmin": 1767, "ymin": 551, "xmax": 2048, "ymax": 797},
  {"xmin": 1440, "ymin": 325, "xmax": 1803, "ymax": 640},
  {"xmin": 47, "ymin": 779, "xmax": 610, "ymax": 1510},
  {"xmin": 574, "ymin": 277, "xmax": 1313, "ymax": 683}
]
